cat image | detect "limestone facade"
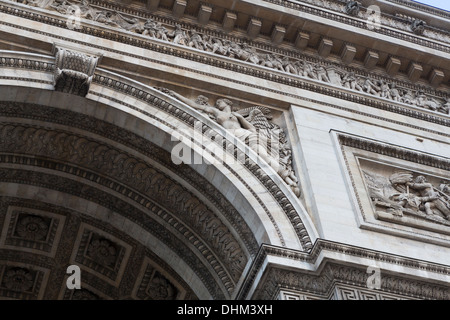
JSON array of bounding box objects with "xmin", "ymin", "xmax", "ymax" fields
[{"xmin": 0, "ymin": 0, "xmax": 448, "ymax": 300}]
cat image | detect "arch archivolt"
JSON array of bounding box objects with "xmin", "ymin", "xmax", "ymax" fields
[{"xmin": 0, "ymin": 50, "xmax": 319, "ymax": 299}]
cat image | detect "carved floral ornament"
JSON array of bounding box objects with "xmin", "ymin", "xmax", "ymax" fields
[{"xmin": 4, "ymin": 0, "xmax": 450, "ymax": 114}]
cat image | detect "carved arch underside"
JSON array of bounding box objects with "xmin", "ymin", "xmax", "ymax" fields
[
  {"xmin": 0, "ymin": 62, "xmax": 318, "ymax": 299},
  {"xmin": 0, "ymin": 97, "xmax": 265, "ymax": 299},
  {"xmin": 0, "ymin": 107, "xmax": 257, "ymax": 300}
]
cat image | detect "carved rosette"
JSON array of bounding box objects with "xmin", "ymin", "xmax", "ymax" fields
[
  {"xmin": 53, "ymin": 46, "xmax": 100, "ymax": 96},
  {"xmin": 15, "ymin": 215, "xmax": 50, "ymax": 241},
  {"xmin": 2, "ymin": 268, "xmax": 34, "ymax": 292},
  {"xmin": 87, "ymin": 238, "xmax": 118, "ymax": 268}
]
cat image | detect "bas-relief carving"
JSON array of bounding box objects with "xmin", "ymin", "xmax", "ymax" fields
[
  {"xmin": 337, "ymin": 134, "xmax": 450, "ymax": 244},
  {"xmin": 156, "ymin": 88, "xmax": 301, "ymax": 197},
  {"xmin": 362, "ymin": 165, "xmax": 450, "ymax": 226},
  {"xmin": 9, "ymin": 0, "xmax": 450, "ymax": 114},
  {"xmin": 0, "ymin": 264, "xmax": 47, "ymax": 299},
  {"xmin": 53, "ymin": 46, "xmax": 99, "ymax": 96},
  {"xmin": 344, "ymin": 1, "xmax": 360, "ymax": 16},
  {"xmin": 410, "ymin": 19, "xmax": 426, "ymax": 35},
  {"xmin": 133, "ymin": 258, "xmax": 186, "ymax": 300}
]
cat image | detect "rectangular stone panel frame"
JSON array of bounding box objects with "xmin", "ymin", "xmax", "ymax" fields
[{"xmin": 332, "ymin": 131, "xmax": 450, "ymax": 247}]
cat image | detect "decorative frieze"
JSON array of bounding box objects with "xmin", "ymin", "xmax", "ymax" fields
[
  {"xmin": 264, "ymin": 0, "xmax": 450, "ymax": 46},
  {"xmin": 1, "ymin": 1, "xmax": 449, "ymax": 114},
  {"xmin": 363, "ymin": 166, "xmax": 450, "ymax": 226},
  {"xmin": 132, "ymin": 257, "xmax": 187, "ymax": 300}
]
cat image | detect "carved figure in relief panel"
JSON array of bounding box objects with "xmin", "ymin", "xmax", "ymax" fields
[
  {"xmin": 363, "ymin": 170, "xmax": 450, "ymax": 223},
  {"xmin": 142, "ymin": 18, "xmax": 169, "ymax": 41},
  {"xmin": 363, "ymin": 78, "xmax": 381, "ymax": 96},
  {"xmin": 416, "ymin": 91, "xmax": 441, "ymax": 111},
  {"xmin": 203, "ymin": 36, "xmax": 230, "ymax": 56},
  {"xmin": 300, "ymin": 61, "xmax": 318, "ymax": 80},
  {"xmin": 168, "ymin": 24, "xmax": 188, "ymax": 46},
  {"xmin": 326, "ymin": 67, "xmax": 343, "ymax": 86},
  {"xmin": 110, "ymin": 12, "xmax": 141, "ymax": 32},
  {"xmin": 345, "ymin": 1, "xmax": 361, "ymax": 16},
  {"xmin": 389, "ymin": 83, "xmax": 401, "ymax": 102},
  {"xmin": 78, "ymin": 0, "xmax": 97, "ymax": 20},
  {"xmin": 440, "ymin": 98, "xmax": 450, "ymax": 114},
  {"xmin": 188, "ymin": 29, "xmax": 206, "ymax": 51},
  {"xmin": 49, "ymin": 0, "xmax": 71, "ymax": 14},
  {"xmin": 156, "ymin": 88, "xmax": 300, "ymax": 196},
  {"xmin": 439, "ymin": 181, "xmax": 450, "ymax": 196},
  {"xmin": 260, "ymin": 54, "xmax": 284, "ymax": 72},
  {"xmin": 406, "ymin": 176, "xmax": 450, "ymax": 219},
  {"xmin": 19, "ymin": 0, "xmax": 450, "ymax": 115},
  {"xmin": 342, "ymin": 72, "xmax": 362, "ymax": 91}
]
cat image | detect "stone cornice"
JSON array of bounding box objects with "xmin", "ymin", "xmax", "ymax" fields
[
  {"xmin": 1, "ymin": 49, "xmax": 450, "ymax": 138},
  {"xmin": 338, "ymin": 133, "xmax": 450, "ymax": 170},
  {"xmin": 384, "ymin": 0, "xmax": 450, "ymax": 20},
  {"xmin": 1, "ymin": 0, "xmax": 450, "ymax": 93},
  {"xmin": 238, "ymin": 240, "xmax": 450, "ymax": 299},
  {"xmin": 263, "ymin": 0, "xmax": 450, "ymax": 45}
]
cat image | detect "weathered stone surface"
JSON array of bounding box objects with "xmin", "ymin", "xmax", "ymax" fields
[{"xmin": 0, "ymin": 0, "xmax": 449, "ymax": 301}]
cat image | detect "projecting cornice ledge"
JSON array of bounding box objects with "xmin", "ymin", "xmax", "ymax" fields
[
  {"xmin": 237, "ymin": 240, "xmax": 450, "ymax": 300},
  {"xmin": 1, "ymin": 0, "xmax": 450, "ymax": 88}
]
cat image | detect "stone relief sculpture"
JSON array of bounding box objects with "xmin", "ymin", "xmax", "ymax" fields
[
  {"xmin": 363, "ymin": 170, "xmax": 450, "ymax": 224},
  {"xmin": 410, "ymin": 19, "xmax": 426, "ymax": 35},
  {"xmin": 18, "ymin": 0, "xmax": 450, "ymax": 114},
  {"xmin": 156, "ymin": 88, "xmax": 301, "ymax": 197},
  {"xmin": 53, "ymin": 46, "xmax": 99, "ymax": 96},
  {"xmin": 142, "ymin": 18, "xmax": 169, "ymax": 41},
  {"xmin": 344, "ymin": 1, "xmax": 361, "ymax": 16}
]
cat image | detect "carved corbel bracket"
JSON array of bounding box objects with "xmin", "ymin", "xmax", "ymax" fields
[{"xmin": 52, "ymin": 44, "xmax": 102, "ymax": 96}]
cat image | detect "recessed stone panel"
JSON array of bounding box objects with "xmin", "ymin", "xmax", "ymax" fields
[
  {"xmin": 70, "ymin": 223, "xmax": 133, "ymax": 287},
  {"xmin": 132, "ymin": 257, "xmax": 188, "ymax": 300},
  {"xmin": 0, "ymin": 263, "xmax": 49, "ymax": 299},
  {"xmin": 0, "ymin": 206, "xmax": 66, "ymax": 257},
  {"xmin": 336, "ymin": 133, "xmax": 450, "ymax": 246}
]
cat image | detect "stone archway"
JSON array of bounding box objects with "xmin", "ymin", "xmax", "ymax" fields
[{"xmin": 0, "ymin": 50, "xmax": 318, "ymax": 299}]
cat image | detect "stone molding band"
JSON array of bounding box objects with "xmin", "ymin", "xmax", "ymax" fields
[
  {"xmin": 237, "ymin": 240, "xmax": 450, "ymax": 300},
  {"xmin": 0, "ymin": 1, "xmax": 449, "ymax": 109}
]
